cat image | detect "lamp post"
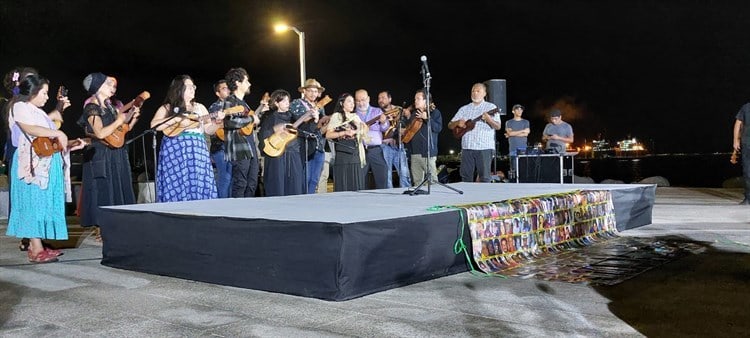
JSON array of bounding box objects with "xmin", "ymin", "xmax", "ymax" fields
[{"xmin": 274, "ymin": 23, "xmax": 306, "ymax": 88}]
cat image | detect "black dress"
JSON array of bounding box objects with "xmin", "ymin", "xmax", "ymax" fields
[
  {"xmin": 332, "ymin": 136, "xmax": 364, "ymax": 192},
  {"xmin": 79, "ymin": 103, "xmax": 135, "ymax": 226},
  {"xmin": 259, "ymin": 110, "xmax": 304, "ymax": 196}
]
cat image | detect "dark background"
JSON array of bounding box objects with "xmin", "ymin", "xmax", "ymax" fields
[{"xmin": 2, "ymin": 0, "xmax": 749, "ymax": 155}]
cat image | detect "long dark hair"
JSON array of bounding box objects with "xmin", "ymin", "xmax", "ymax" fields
[
  {"xmin": 163, "ymin": 74, "xmax": 194, "ymax": 115},
  {"xmin": 2, "ymin": 68, "xmax": 39, "ymax": 132},
  {"xmin": 3, "ymin": 74, "xmax": 49, "ymax": 126},
  {"xmin": 334, "ymin": 93, "xmax": 352, "ymax": 116}
]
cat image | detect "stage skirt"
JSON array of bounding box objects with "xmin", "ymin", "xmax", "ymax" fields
[
  {"xmin": 6, "ymin": 151, "xmax": 67, "ymax": 240},
  {"xmin": 157, "ymin": 132, "xmax": 217, "ymax": 202}
]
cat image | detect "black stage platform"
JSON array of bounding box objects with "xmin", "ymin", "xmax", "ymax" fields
[{"xmin": 98, "ymin": 183, "xmax": 655, "ymax": 301}]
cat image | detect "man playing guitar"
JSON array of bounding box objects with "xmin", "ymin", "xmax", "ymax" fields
[
  {"xmin": 448, "ymin": 83, "xmax": 501, "ymax": 183},
  {"xmin": 223, "ymin": 67, "xmax": 261, "ymax": 198},
  {"xmin": 289, "ymin": 78, "xmax": 328, "ymax": 194}
]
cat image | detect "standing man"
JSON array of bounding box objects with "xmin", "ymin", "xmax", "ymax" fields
[
  {"xmin": 355, "ymin": 89, "xmax": 389, "ymax": 189},
  {"xmin": 542, "ymin": 109, "xmax": 573, "ymax": 153},
  {"xmin": 208, "ymin": 80, "xmax": 232, "ymax": 198},
  {"xmin": 404, "ymin": 89, "xmax": 441, "ymax": 184},
  {"xmin": 290, "ymin": 79, "xmax": 327, "ymax": 194},
  {"xmin": 734, "ymin": 103, "xmax": 750, "ymax": 205},
  {"xmin": 378, "ymin": 90, "xmax": 411, "ymax": 188},
  {"xmin": 448, "ymin": 83, "xmax": 501, "ymax": 182},
  {"xmin": 224, "ymin": 67, "xmax": 261, "ymax": 197},
  {"xmin": 505, "ymin": 104, "xmax": 530, "ymax": 179}
]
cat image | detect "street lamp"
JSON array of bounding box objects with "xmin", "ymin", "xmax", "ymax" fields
[{"xmin": 274, "ymin": 23, "xmax": 306, "ymax": 88}]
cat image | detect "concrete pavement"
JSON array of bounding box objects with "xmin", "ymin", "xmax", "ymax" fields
[{"xmin": 1, "ymin": 187, "xmax": 749, "ymax": 337}]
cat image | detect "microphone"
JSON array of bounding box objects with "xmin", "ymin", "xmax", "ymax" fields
[{"xmin": 420, "ymin": 55, "xmax": 431, "ymax": 78}]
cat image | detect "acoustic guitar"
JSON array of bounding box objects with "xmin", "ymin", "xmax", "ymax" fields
[
  {"xmin": 262, "ymin": 111, "xmax": 316, "ymax": 157},
  {"xmin": 162, "ymin": 112, "xmax": 215, "ymax": 137},
  {"xmin": 451, "ymin": 107, "xmax": 500, "ymax": 139},
  {"xmin": 102, "ymin": 91, "xmax": 150, "ymax": 148},
  {"xmin": 730, "ymin": 149, "xmax": 740, "ymax": 164},
  {"xmin": 215, "ymin": 92, "xmax": 270, "ymax": 141},
  {"xmin": 364, "ymin": 107, "xmax": 401, "ymax": 127},
  {"xmin": 262, "ymin": 95, "xmax": 333, "ymax": 157},
  {"xmin": 401, "ymin": 103, "xmax": 435, "ymax": 144}
]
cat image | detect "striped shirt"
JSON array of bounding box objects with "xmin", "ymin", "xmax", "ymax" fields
[{"xmin": 450, "ymin": 101, "xmax": 499, "ymax": 150}]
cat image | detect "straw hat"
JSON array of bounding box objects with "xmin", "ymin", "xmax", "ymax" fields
[{"xmin": 298, "ymin": 78, "xmax": 325, "ymax": 93}]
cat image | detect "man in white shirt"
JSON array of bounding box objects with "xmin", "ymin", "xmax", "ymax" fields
[{"xmin": 448, "ymin": 83, "xmax": 502, "ymax": 182}]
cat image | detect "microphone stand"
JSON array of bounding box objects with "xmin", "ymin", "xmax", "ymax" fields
[
  {"xmin": 405, "ymin": 65, "xmax": 463, "ymax": 196},
  {"xmin": 298, "ymin": 128, "xmax": 319, "ymax": 194}
]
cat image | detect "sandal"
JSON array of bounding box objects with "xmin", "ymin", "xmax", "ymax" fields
[
  {"xmin": 19, "ymin": 238, "xmax": 30, "ymax": 251},
  {"xmin": 44, "ymin": 248, "xmax": 63, "ymax": 257},
  {"xmin": 92, "ymin": 227, "xmax": 103, "ymax": 243},
  {"xmin": 28, "ymin": 250, "xmax": 59, "ymax": 264}
]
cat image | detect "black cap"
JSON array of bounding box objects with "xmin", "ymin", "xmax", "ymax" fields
[
  {"xmin": 83, "ymin": 72, "xmax": 107, "ymax": 96},
  {"xmin": 548, "ymin": 109, "xmax": 561, "ymax": 117},
  {"xmin": 512, "ymin": 104, "xmax": 524, "ymax": 110}
]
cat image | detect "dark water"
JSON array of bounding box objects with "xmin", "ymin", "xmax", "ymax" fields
[
  {"xmin": 443, "ymin": 153, "xmax": 741, "ymax": 188},
  {"xmin": 572, "ymin": 154, "xmax": 740, "ymax": 187}
]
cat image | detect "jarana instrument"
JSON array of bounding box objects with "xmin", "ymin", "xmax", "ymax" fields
[
  {"xmin": 215, "ymin": 92, "xmax": 270, "ymax": 141},
  {"xmin": 451, "ymin": 107, "xmax": 500, "ymax": 139},
  {"xmin": 261, "ymin": 111, "xmax": 316, "ymax": 157},
  {"xmin": 162, "ymin": 111, "xmax": 216, "ymax": 137},
  {"xmin": 401, "ymin": 103, "xmax": 435, "ymax": 144},
  {"xmin": 262, "ymin": 95, "xmax": 333, "ymax": 157},
  {"xmin": 31, "ymin": 137, "xmax": 62, "ymax": 157},
  {"xmin": 102, "ymin": 91, "xmax": 150, "ymax": 148}
]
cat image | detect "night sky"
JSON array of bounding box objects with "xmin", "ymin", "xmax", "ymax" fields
[{"xmin": 2, "ymin": 0, "xmax": 749, "ymax": 155}]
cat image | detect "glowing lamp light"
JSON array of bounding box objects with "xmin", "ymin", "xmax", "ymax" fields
[
  {"xmin": 274, "ymin": 23, "xmax": 290, "ymax": 33},
  {"xmin": 273, "ymin": 22, "xmax": 306, "ymax": 87}
]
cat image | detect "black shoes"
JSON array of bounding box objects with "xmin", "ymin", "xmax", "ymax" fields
[{"xmin": 740, "ymin": 199, "xmax": 750, "ymax": 205}]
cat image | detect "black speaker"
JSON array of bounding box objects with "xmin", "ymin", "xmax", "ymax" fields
[
  {"xmin": 516, "ymin": 155, "xmax": 572, "ymax": 183},
  {"xmin": 484, "ymin": 79, "xmax": 506, "ymax": 115}
]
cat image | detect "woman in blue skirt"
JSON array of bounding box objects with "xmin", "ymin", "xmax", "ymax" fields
[
  {"xmin": 150, "ymin": 75, "xmax": 222, "ymax": 202},
  {"xmin": 5, "ymin": 74, "xmax": 84, "ymax": 263}
]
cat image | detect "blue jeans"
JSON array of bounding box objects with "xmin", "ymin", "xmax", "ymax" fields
[
  {"xmin": 305, "ymin": 150, "xmax": 325, "ymax": 194},
  {"xmin": 211, "ymin": 150, "xmax": 232, "ymax": 198},
  {"xmin": 382, "ymin": 144, "xmax": 411, "ymax": 188}
]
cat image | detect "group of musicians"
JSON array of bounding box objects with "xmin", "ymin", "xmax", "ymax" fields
[{"xmin": 1, "ymin": 66, "xmax": 578, "ymax": 262}]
